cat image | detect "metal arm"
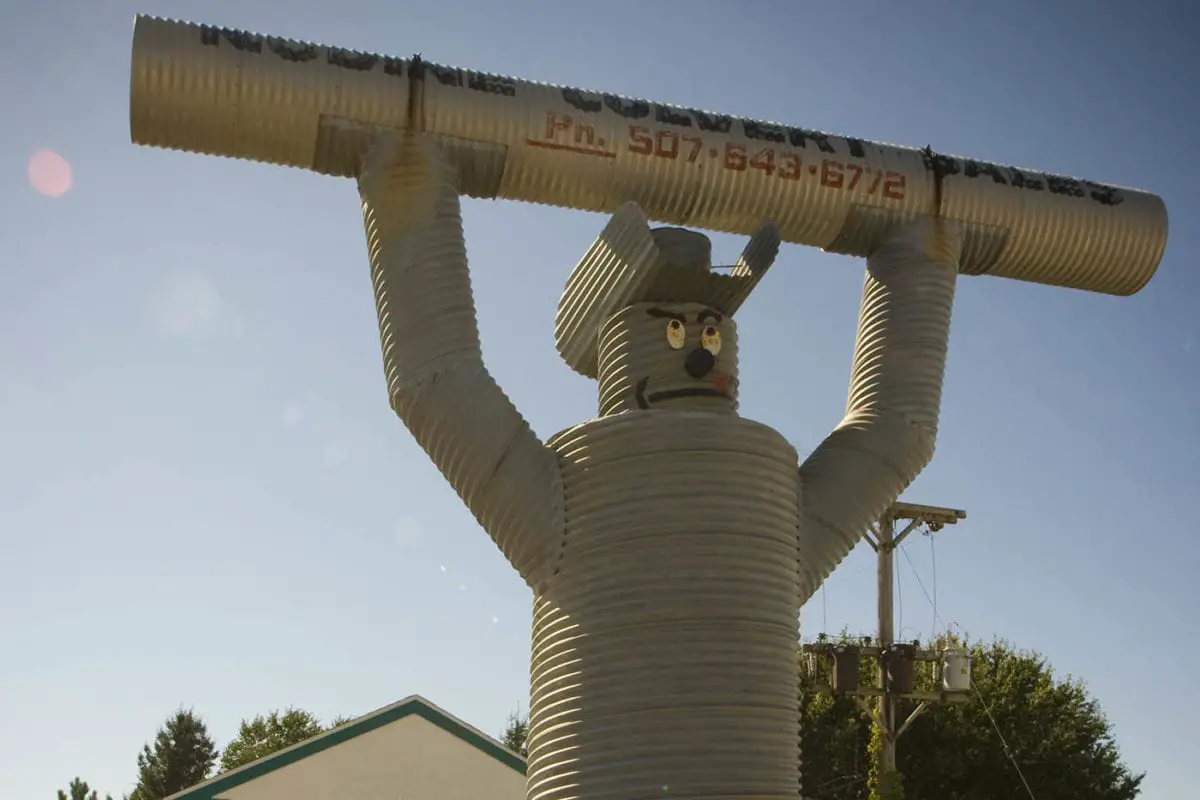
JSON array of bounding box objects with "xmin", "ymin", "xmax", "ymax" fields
[
  {"xmin": 358, "ymin": 134, "xmax": 564, "ymax": 590},
  {"xmin": 796, "ymin": 218, "xmax": 960, "ymax": 604}
]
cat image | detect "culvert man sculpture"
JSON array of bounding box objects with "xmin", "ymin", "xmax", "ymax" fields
[
  {"xmin": 128, "ymin": 17, "xmax": 1169, "ymax": 800},
  {"xmin": 360, "ymin": 133, "xmax": 961, "ymax": 800}
]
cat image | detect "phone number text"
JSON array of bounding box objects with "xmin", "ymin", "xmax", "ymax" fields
[{"xmin": 627, "ymin": 124, "xmax": 906, "ymax": 200}]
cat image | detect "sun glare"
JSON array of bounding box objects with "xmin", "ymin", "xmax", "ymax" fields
[{"xmin": 27, "ymin": 149, "xmax": 73, "ymax": 198}]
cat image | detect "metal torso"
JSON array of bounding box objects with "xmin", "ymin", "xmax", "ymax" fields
[{"xmin": 529, "ymin": 411, "xmax": 802, "ymax": 800}]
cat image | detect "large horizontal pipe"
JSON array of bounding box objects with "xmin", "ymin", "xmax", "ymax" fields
[{"xmin": 129, "ymin": 15, "xmax": 1168, "ymax": 296}]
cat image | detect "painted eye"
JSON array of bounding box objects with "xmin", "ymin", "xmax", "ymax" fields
[
  {"xmin": 666, "ymin": 319, "xmax": 686, "ymax": 350},
  {"xmin": 701, "ymin": 326, "xmax": 722, "ymax": 356}
]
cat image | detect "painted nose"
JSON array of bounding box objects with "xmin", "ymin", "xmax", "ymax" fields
[{"xmin": 685, "ymin": 347, "xmax": 715, "ymax": 379}]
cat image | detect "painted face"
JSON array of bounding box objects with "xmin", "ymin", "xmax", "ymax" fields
[{"xmin": 596, "ymin": 302, "xmax": 739, "ymax": 415}]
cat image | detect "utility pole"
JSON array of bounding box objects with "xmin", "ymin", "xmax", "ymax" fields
[
  {"xmin": 801, "ymin": 500, "xmax": 970, "ymax": 798},
  {"xmin": 877, "ymin": 505, "xmax": 900, "ymax": 775},
  {"xmin": 873, "ymin": 501, "xmax": 966, "ymax": 779}
]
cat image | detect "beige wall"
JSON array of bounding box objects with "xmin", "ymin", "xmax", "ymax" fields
[{"xmin": 219, "ymin": 715, "xmax": 525, "ymax": 800}]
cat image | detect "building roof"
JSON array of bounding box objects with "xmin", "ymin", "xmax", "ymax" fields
[{"xmin": 166, "ymin": 695, "xmax": 526, "ymax": 800}]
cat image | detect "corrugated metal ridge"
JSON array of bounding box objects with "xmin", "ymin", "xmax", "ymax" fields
[
  {"xmin": 555, "ymin": 202, "xmax": 661, "ymax": 379},
  {"xmin": 798, "ymin": 218, "xmax": 960, "ymax": 604},
  {"xmin": 359, "ymin": 135, "xmax": 564, "ymax": 591},
  {"xmin": 131, "ymin": 15, "xmax": 1169, "ymax": 295}
]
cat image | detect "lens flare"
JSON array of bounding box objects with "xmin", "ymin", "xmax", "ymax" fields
[{"xmin": 27, "ymin": 149, "xmax": 73, "ymax": 198}]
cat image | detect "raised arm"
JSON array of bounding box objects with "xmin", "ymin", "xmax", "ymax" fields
[
  {"xmin": 357, "ymin": 133, "xmax": 564, "ymax": 591},
  {"xmin": 796, "ymin": 218, "xmax": 961, "ymax": 605}
]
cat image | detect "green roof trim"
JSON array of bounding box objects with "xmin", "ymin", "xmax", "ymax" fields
[{"xmin": 167, "ymin": 695, "xmax": 526, "ymax": 800}]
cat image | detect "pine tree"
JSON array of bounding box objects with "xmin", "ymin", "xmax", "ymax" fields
[
  {"xmin": 131, "ymin": 708, "xmax": 219, "ymax": 800},
  {"xmin": 56, "ymin": 777, "xmax": 112, "ymax": 800},
  {"xmin": 501, "ymin": 710, "xmax": 529, "ymax": 757}
]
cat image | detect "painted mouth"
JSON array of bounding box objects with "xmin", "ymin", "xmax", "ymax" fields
[{"xmin": 635, "ymin": 378, "xmax": 731, "ymax": 409}]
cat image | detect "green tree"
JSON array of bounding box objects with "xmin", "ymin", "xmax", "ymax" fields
[
  {"xmin": 219, "ymin": 709, "xmax": 326, "ymax": 772},
  {"xmin": 799, "ymin": 632, "xmax": 872, "ymax": 799},
  {"xmin": 57, "ymin": 777, "xmax": 113, "ymax": 800},
  {"xmin": 866, "ymin": 724, "xmax": 904, "ymax": 800},
  {"xmin": 131, "ymin": 708, "xmax": 219, "ymax": 800},
  {"xmin": 800, "ymin": 633, "xmax": 1144, "ymax": 800},
  {"xmin": 500, "ymin": 710, "xmax": 529, "ymax": 757}
]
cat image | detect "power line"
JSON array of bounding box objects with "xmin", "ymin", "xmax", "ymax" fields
[
  {"xmin": 822, "ymin": 581, "xmax": 828, "ymax": 634},
  {"xmin": 898, "ymin": 541, "xmax": 936, "ymax": 631},
  {"xmin": 807, "ymin": 503, "xmax": 1035, "ymax": 800},
  {"xmin": 930, "ymin": 531, "xmax": 938, "ymax": 642},
  {"xmin": 897, "ymin": 535, "xmax": 1038, "ymax": 800},
  {"xmin": 814, "ymin": 772, "xmax": 865, "ymax": 793},
  {"xmin": 975, "ymin": 686, "xmax": 1037, "ymax": 800}
]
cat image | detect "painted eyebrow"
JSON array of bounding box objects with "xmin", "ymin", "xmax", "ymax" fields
[
  {"xmin": 645, "ymin": 307, "xmax": 686, "ymax": 323},
  {"xmin": 697, "ymin": 309, "xmax": 723, "ymax": 324}
]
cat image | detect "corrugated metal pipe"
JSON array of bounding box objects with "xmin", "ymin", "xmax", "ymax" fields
[
  {"xmin": 128, "ymin": 15, "xmax": 1168, "ymax": 296},
  {"xmin": 358, "ymin": 134, "xmax": 564, "ymax": 591},
  {"xmin": 797, "ymin": 218, "xmax": 960, "ymax": 605}
]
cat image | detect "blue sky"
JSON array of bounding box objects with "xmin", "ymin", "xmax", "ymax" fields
[{"xmin": 1, "ymin": 0, "xmax": 1196, "ymax": 798}]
